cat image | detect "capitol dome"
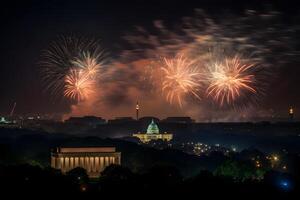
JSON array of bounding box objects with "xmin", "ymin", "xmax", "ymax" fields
[{"xmin": 146, "ymin": 119, "xmax": 159, "ymax": 134}]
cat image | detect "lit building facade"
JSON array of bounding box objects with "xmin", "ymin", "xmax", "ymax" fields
[
  {"xmin": 133, "ymin": 119, "xmax": 173, "ymax": 143},
  {"xmin": 51, "ymin": 147, "xmax": 121, "ymax": 178}
]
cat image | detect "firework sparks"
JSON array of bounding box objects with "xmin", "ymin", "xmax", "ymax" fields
[
  {"xmin": 63, "ymin": 52, "xmax": 105, "ymax": 101},
  {"xmin": 160, "ymin": 55, "xmax": 203, "ymax": 107},
  {"xmin": 64, "ymin": 68, "xmax": 95, "ymax": 101},
  {"xmin": 71, "ymin": 51, "xmax": 103, "ymax": 79},
  {"xmin": 40, "ymin": 35, "xmax": 105, "ymax": 102},
  {"xmin": 206, "ymin": 55, "xmax": 257, "ymax": 106}
]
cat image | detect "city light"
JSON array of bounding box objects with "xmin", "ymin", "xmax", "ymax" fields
[
  {"xmin": 273, "ymin": 155, "xmax": 279, "ymax": 161},
  {"xmin": 80, "ymin": 185, "xmax": 87, "ymax": 192},
  {"xmin": 278, "ymin": 179, "xmax": 293, "ymax": 191},
  {"xmin": 255, "ymin": 160, "xmax": 261, "ymax": 168},
  {"xmin": 282, "ymin": 165, "xmax": 287, "ymax": 170}
]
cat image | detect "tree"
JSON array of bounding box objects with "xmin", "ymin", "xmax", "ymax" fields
[
  {"xmin": 100, "ymin": 164, "xmax": 134, "ymax": 181},
  {"xmin": 143, "ymin": 165, "xmax": 183, "ymax": 187},
  {"xmin": 66, "ymin": 167, "xmax": 89, "ymax": 184},
  {"xmin": 214, "ymin": 160, "xmax": 258, "ymax": 181},
  {"xmin": 99, "ymin": 165, "xmax": 138, "ymax": 194}
]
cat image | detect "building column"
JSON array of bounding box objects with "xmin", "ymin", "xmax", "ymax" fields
[
  {"xmin": 70, "ymin": 157, "xmax": 74, "ymax": 170},
  {"xmin": 74, "ymin": 157, "xmax": 79, "ymax": 168},
  {"xmin": 95, "ymin": 157, "xmax": 99, "ymax": 173},
  {"xmin": 100, "ymin": 157, "xmax": 104, "ymax": 172},
  {"xmin": 65, "ymin": 157, "xmax": 69, "ymax": 172},
  {"xmin": 90, "ymin": 157, "xmax": 95, "ymax": 172},
  {"xmin": 109, "ymin": 157, "xmax": 114, "ymax": 165},
  {"xmin": 60, "ymin": 157, "xmax": 64, "ymax": 172},
  {"xmin": 51, "ymin": 156, "xmax": 56, "ymax": 168},
  {"xmin": 105, "ymin": 156, "xmax": 109, "ymax": 168},
  {"xmin": 80, "ymin": 157, "xmax": 84, "ymax": 168},
  {"xmin": 85, "ymin": 157, "xmax": 90, "ymax": 172}
]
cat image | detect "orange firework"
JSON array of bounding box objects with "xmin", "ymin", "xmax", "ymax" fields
[
  {"xmin": 71, "ymin": 52, "xmax": 103, "ymax": 78},
  {"xmin": 161, "ymin": 55, "xmax": 203, "ymax": 107},
  {"xmin": 206, "ymin": 55, "xmax": 257, "ymax": 106},
  {"xmin": 64, "ymin": 68, "xmax": 95, "ymax": 101},
  {"xmin": 40, "ymin": 35, "xmax": 106, "ymax": 102},
  {"xmin": 64, "ymin": 52, "xmax": 104, "ymax": 101}
]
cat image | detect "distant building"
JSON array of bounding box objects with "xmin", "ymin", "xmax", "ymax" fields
[
  {"xmin": 108, "ymin": 117, "xmax": 135, "ymax": 124},
  {"xmin": 51, "ymin": 147, "xmax": 121, "ymax": 178},
  {"xmin": 0, "ymin": 117, "xmax": 10, "ymax": 124},
  {"xmin": 138, "ymin": 116, "xmax": 160, "ymax": 125},
  {"xmin": 133, "ymin": 119, "xmax": 173, "ymax": 143},
  {"xmin": 162, "ymin": 117, "xmax": 195, "ymax": 124},
  {"xmin": 65, "ymin": 116, "xmax": 106, "ymax": 127},
  {"xmin": 0, "ymin": 116, "xmax": 18, "ymax": 128}
]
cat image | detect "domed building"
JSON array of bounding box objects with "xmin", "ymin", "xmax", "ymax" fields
[
  {"xmin": 133, "ymin": 119, "xmax": 173, "ymax": 143},
  {"xmin": 147, "ymin": 119, "xmax": 160, "ymax": 134}
]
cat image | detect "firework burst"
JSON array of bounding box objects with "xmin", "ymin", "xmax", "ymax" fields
[
  {"xmin": 64, "ymin": 52, "xmax": 105, "ymax": 101},
  {"xmin": 71, "ymin": 51, "xmax": 104, "ymax": 79},
  {"xmin": 206, "ymin": 55, "xmax": 257, "ymax": 107},
  {"xmin": 40, "ymin": 35, "xmax": 105, "ymax": 102},
  {"xmin": 160, "ymin": 54, "xmax": 203, "ymax": 107},
  {"xmin": 64, "ymin": 68, "xmax": 95, "ymax": 101}
]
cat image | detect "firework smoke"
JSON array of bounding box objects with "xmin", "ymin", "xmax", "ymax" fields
[
  {"xmin": 40, "ymin": 8, "xmax": 300, "ymax": 121},
  {"xmin": 114, "ymin": 8, "xmax": 298, "ymax": 120}
]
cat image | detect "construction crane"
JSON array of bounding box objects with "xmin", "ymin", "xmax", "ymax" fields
[{"xmin": 9, "ymin": 102, "xmax": 16, "ymax": 117}]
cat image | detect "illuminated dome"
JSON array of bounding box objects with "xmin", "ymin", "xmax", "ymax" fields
[{"xmin": 146, "ymin": 119, "xmax": 159, "ymax": 134}]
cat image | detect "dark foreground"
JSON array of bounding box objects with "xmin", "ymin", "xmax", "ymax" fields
[
  {"xmin": 1, "ymin": 164, "xmax": 299, "ymax": 199},
  {"xmin": 0, "ymin": 128, "xmax": 299, "ymax": 198}
]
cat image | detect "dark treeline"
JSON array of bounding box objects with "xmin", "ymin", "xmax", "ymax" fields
[
  {"xmin": 0, "ymin": 164, "xmax": 299, "ymax": 198},
  {"xmin": 36, "ymin": 120, "xmax": 300, "ymax": 153}
]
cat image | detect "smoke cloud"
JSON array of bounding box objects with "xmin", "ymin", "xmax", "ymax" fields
[{"xmin": 65, "ymin": 9, "xmax": 300, "ymax": 121}]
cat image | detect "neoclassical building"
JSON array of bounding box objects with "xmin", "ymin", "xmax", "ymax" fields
[
  {"xmin": 51, "ymin": 147, "xmax": 121, "ymax": 178},
  {"xmin": 133, "ymin": 119, "xmax": 173, "ymax": 143}
]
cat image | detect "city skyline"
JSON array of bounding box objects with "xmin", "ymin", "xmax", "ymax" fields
[{"xmin": 0, "ymin": 0, "xmax": 300, "ymax": 122}]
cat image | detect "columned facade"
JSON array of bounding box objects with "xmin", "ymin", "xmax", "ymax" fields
[{"xmin": 51, "ymin": 147, "xmax": 121, "ymax": 178}]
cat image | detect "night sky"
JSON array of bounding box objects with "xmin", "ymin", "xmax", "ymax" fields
[{"xmin": 1, "ymin": 0, "xmax": 300, "ymax": 121}]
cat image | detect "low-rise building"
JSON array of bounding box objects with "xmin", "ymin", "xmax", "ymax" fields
[{"xmin": 51, "ymin": 147, "xmax": 121, "ymax": 178}]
